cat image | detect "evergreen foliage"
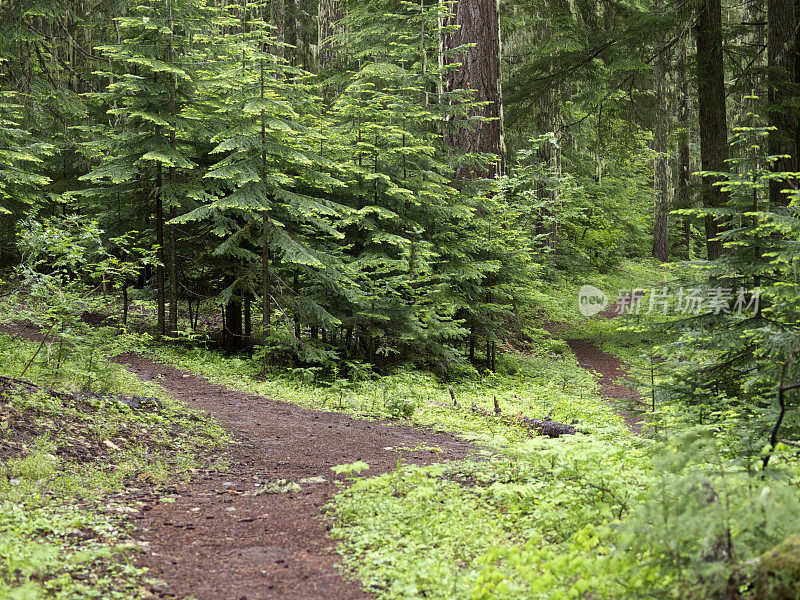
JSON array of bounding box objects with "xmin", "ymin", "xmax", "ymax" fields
[{"xmin": 2, "ymin": 0, "xmax": 800, "ymax": 597}]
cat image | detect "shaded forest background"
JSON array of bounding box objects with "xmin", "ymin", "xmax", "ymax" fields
[{"xmin": 0, "ymin": 0, "xmax": 798, "ymax": 376}]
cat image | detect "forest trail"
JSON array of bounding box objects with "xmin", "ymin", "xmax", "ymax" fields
[
  {"xmin": 546, "ymin": 298, "xmax": 648, "ymax": 433},
  {"xmin": 114, "ymin": 354, "xmax": 474, "ymax": 600},
  {"xmin": 0, "ymin": 316, "xmax": 475, "ymax": 600},
  {"xmin": 562, "ymin": 338, "xmax": 645, "ymax": 433}
]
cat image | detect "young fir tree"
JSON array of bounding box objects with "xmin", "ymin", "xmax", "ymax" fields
[
  {"xmin": 79, "ymin": 0, "xmax": 213, "ymax": 335},
  {"xmin": 0, "ymin": 80, "xmax": 53, "ymax": 263},
  {"xmin": 669, "ymin": 119, "xmax": 800, "ymax": 458},
  {"xmin": 323, "ymin": 0, "xmax": 530, "ymax": 372},
  {"xmin": 174, "ymin": 1, "xmax": 355, "ymax": 356}
]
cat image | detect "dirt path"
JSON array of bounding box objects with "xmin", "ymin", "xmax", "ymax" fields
[
  {"xmin": 562, "ymin": 338, "xmax": 645, "ymax": 432},
  {"xmin": 545, "ymin": 297, "xmax": 649, "ymax": 432},
  {"xmin": 116, "ymin": 354, "xmax": 473, "ymax": 600}
]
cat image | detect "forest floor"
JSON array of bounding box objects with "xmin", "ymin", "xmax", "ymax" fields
[
  {"xmin": 118, "ymin": 311, "xmax": 646, "ymax": 598},
  {"xmin": 2, "ymin": 312, "xmax": 643, "ymax": 599}
]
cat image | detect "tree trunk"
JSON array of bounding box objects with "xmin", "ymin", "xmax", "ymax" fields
[
  {"xmin": 227, "ymin": 296, "xmax": 243, "ymax": 351},
  {"xmin": 285, "ymin": 0, "xmax": 314, "ymax": 70},
  {"xmin": 695, "ymin": 0, "xmax": 728, "ymax": 260},
  {"xmin": 167, "ymin": 0, "xmax": 178, "ymax": 333},
  {"xmin": 244, "ymin": 294, "xmax": 252, "ymax": 341},
  {"xmin": 652, "ymin": 4, "xmax": 670, "ymax": 263},
  {"xmin": 122, "ymin": 283, "xmax": 129, "ymax": 327},
  {"xmin": 318, "ymin": 0, "xmax": 345, "ymax": 69},
  {"xmin": 767, "ymin": 0, "xmax": 799, "ymax": 205},
  {"xmin": 444, "ymin": 0, "xmax": 505, "ymax": 178},
  {"xmin": 538, "ymin": 105, "xmax": 561, "ymax": 251},
  {"xmin": 271, "ymin": 0, "xmax": 285, "ymax": 59},
  {"xmin": 677, "ymin": 38, "xmax": 692, "ymax": 259},
  {"xmin": 156, "ymin": 165, "xmax": 166, "ymax": 335},
  {"xmin": 293, "ymin": 272, "xmax": 301, "ymax": 339},
  {"xmin": 168, "ymin": 211, "xmax": 178, "ymax": 332},
  {"xmin": 469, "ymin": 331, "xmax": 475, "ymax": 362},
  {"xmin": 262, "ymin": 220, "xmax": 271, "ymax": 340},
  {"xmin": 260, "ymin": 48, "xmax": 272, "ymax": 343}
]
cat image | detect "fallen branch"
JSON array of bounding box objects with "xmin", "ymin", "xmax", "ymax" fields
[
  {"xmin": 466, "ymin": 402, "xmax": 578, "ymax": 438},
  {"xmin": 448, "ymin": 386, "xmax": 459, "ymax": 408},
  {"xmin": 763, "ymin": 351, "xmax": 799, "ymax": 472}
]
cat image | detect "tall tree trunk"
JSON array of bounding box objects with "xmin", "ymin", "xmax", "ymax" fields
[
  {"xmin": 740, "ymin": 0, "xmax": 766, "ymax": 124},
  {"xmin": 318, "ymin": 0, "xmax": 344, "ymax": 69},
  {"xmin": 677, "ymin": 38, "xmax": 692, "ymax": 258},
  {"xmin": 536, "ymin": 87, "xmax": 561, "ymax": 249},
  {"xmin": 244, "ymin": 294, "xmax": 252, "ymax": 341},
  {"xmin": 262, "ymin": 218, "xmax": 271, "ymax": 340},
  {"xmin": 122, "ymin": 284, "xmax": 129, "ymax": 327},
  {"xmin": 156, "ymin": 164, "xmax": 166, "ymax": 335},
  {"xmin": 695, "ymin": 0, "xmax": 728, "ymax": 260},
  {"xmin": 767, "ymin": 0, "xmax": 799, "ymax": 205},
  {"xmin": 271, "ymin": 0, "xmax": 285, "ymax": 59},
  {"xmin": 226, "ymin": 277, "xmax": 243, "ymax": 352},
  {"xmin": 444, "ymin": 0, "xmax": 505, "ymax": 178},
  {"xmin": 286, "ymin": 0, "xmax": 314, "ymax": 70},
  {"xmin": 167, "ymin": 0, "xmax": 178, "ymax": 333},
  {"xmin": 652, "ymin": 4, "xmax": 670, "ymax": 262},
  {"xmin": 437, "ymin": 0, "xmax": 445, "ymax": 102},
  {"xmin": 260, "ymin": 50, "xmax": 272, "ymax": 344},
  {"xmin": 169, "ymin": 210, "xmax": 178, "ymax": 332}
]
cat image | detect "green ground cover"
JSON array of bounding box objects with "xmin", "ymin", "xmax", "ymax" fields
[{"xmin": 0, "ymin": 330, "xmax": 227, "ymax": 599}]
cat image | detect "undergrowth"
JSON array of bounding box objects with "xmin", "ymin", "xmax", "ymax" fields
[
  {"xmin": 0, "ymin": 330, "xmax": 227, "ymax": 599},
  {"xmin": 148, "ymin": 342, "xmax": 627, "ymax": 443}
]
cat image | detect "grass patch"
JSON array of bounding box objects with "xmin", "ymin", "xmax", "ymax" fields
[
  {"xmin": 329, "ymin": 434, "xmax": 652, "ymax": 600},
  {"xmin": 148, "ymin": 342, "xmax": 628, "ymax": 444}
]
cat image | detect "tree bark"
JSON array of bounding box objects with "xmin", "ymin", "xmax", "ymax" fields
[
  {"xmin": 156, "ymin": 165, "xmax": 166, "ymax": 335},
  {"xmin": 244, "ymin": 294, "xmax": 252, "ymax": 341},
  {"xmin": 537, "ymin": 105, "xmax": 561, "ymax": 251},
  {"xmin": 168, "ymin": 210, "xmax": 178, "ymax": 332},
  {"xmin": 167, "ymin": 0, "xmax": 178, "ymax": 333},
  {"xmin": 677, "ymin": 38, "xmax": 692, "ymax": 258},
  {"xmin": 695, "ymin": 0, "xmax": 728, "ymax": 260},
  {"xmin": 767, "ymin": 0, "xmax": 799, "ymax": 205},
  {"xmin": 226, "ymin": 294, "xmax": 243, "ymax": 351},
  {"xmin": 318, "ymin": 0, "xmax": 345, "ymax": 69},
  {"xmin": 652, "ymin": 3, "xmax": 670, "ymax": 262},
  {"xmin": 262, "ymin": 218, "xmax": 271, "ymax": 340},
  {"xmin": 271, "ymin": 0, "xmax": 285, "ymax": 59},
  {"xmin": 444, "ymin": 0, "xmax": 505, "ymax": 178}
]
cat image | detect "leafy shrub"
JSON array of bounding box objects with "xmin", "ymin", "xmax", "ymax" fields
[{"xmin": 385, "ymin": 396, "xmax": 415, "ymax": 419}]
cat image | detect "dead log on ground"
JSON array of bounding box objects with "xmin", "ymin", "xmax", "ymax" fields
[{"xmin": 517, "ymin": 416, "xmax": 577, "ymax": 438}]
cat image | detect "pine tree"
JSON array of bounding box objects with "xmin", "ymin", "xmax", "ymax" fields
[
  {"xmin": 695, "ymin": 0, "xmax": 729, "ymax": 260},
  {"xmin": 80, "ymin": 0, "xmax": 212, "ymax": 334},
  {"xmin": 669, "ymin": 121, "xmax": 800, "ymax": 454},
  {"xmin": 173, "ymin": 1, "xmax": 353, "ymax": 355},
  {"xmin": 0, "ymin": 85, "xmax": 53, "ymax": 262}
]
